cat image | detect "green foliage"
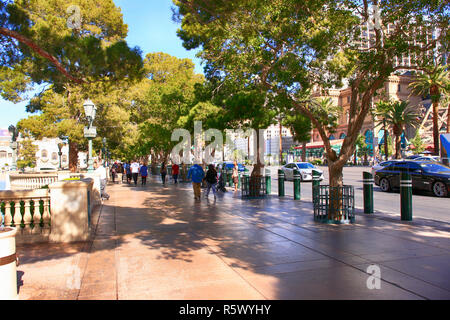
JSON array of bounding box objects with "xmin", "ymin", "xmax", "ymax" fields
[
  {"xmin": 410, "ymin": 132, "xmax": 425, "ymax": 154},
  {"xmin": 17, "ymin": 138, "xmax": 38, "ymax": 170}
]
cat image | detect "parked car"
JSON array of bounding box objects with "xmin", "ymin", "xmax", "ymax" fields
[
  {"xmin": 413, "ymin": 156, "xmax": 441, "ymax": 162},
  {"xmin": 371, "ymin": 160, "xmax": 402, "ymax": 176},
  {"xmin": 406, "ymin": 155, "xmax": 422, "ymax": 160},
  {"xmin": 374, "ymin": 160, "xmax": 450, "ymax": 197},
  {"xmin": 281, "ymin": 162, "xmax": 324, "ymax": 181},
  {"xmin": 216, "ymin": 161, "xmax": 246, "ymax": 172}
]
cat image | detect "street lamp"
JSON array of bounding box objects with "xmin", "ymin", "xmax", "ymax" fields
[
  {"xmin": 8, "ymin": 125, "xmax": 19, "ymax": 172},
  {"xmin": 83, "ymin": 100, "xmax": 97, "ymax": 172}
]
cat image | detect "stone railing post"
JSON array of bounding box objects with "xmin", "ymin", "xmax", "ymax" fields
[{"xmin": 48, "ymin": 179, "xmax": 94, "ymax": 243}]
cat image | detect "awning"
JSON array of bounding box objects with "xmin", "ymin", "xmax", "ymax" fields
[
  {"xmin": 441, "ymin": 134, "xmax": 450, "ymax": 158},
  {"xmin": 294, "ymin": 139, "xmax": 344, "ymax": 150}
]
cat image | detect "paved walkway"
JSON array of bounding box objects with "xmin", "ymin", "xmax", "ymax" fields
[{"xmin": 16, "ymin": 176, "xmax": 450, "ymax": 300}]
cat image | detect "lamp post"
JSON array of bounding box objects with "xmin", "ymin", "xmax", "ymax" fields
[
  {"xmin": 8, "ymin": 125, "xmax": 19, "ymax": 172},
  {"xmin": 83, "ymin": 100, "xmax": 97, "ymax": 173}
]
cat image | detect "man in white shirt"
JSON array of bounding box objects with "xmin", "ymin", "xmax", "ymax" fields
[
  {"xmin": 130, "ymin": 160, "xmax": 140, "ymax": 185},
  {"xmin": 94, "ymin": 161, "xmax": 109, "ymax": 200}
]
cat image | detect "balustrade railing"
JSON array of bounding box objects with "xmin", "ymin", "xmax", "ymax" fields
[
  {"xmin": 8, "ymin": 173, "xmax": 82, "ymax": 190},
  {"xmin": 0, "ymin": 189, "xmax": 51, "ymax": 235}
]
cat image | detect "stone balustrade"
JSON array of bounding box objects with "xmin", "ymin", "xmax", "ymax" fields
[
  {"xmin": 8, "ymin": 173, "xmax": 83, "ymax": 191},
  {"xmin": 0, "ymin": 178, "xmax": 95, "ymax": 244},
  {"xmin": 0, "ymin": 189, "xmax": 51, "ymax": 242}
]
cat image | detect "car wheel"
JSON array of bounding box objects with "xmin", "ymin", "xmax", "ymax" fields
[
  {"xmin": 432, "ymin": 181, "xmax": 448, "ymax": 197},
  {"xmin": 379, "ymin": 178, "xmax": 391, "ymax": 192}
]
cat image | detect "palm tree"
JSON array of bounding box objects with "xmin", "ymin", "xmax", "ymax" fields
[
  {"xmin": 375, "ymin": 100, "xmax": 419, "ymax": 159},
  {"xmin": 409, "ymin": 66, "xmax": 450, "ymax": 155}
]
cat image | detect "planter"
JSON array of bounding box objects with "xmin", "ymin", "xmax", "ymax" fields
[
  {"xmin": 0, "ymin": 227, "xmax": 18, "ymax": 300},
  {"xmin": 241, "ymin": 175, "xmax": 266, "ymax": 199},
  {"xmin": 313, "ymin": 185, "xmax": 355, "ymax": 224}
]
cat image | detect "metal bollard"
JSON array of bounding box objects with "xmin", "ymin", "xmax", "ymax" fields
[
  {"xmin": 400, "ymin": 171, "xmax": 413, "ymax": 221},
  {"xmin": 312, "ymin": 170, "xmax": 321, "ymax": 203},
  {"xmin": 278, "ymin": 169, "xmax": 285, "ymax": 197},
  {"xmin": 228, "ymin": 169, "xmax": 233, "ymax": 187},
  {"xmin": 265, "ymin": 169, "xmax": 271, "ymax": 195},
  {"xmin": 0, "ymin": 227, "xmax": 19, "ymax": 300},
  {"xmin": 293, "ymin": 169, "xmax": 301, "ymax": 200},
  {"xmin": 363, "ymin": 172, "xmax": 374, "ymax": 214}
]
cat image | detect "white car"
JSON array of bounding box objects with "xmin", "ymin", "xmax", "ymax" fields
[{"xmin": 281, "ymin": 162, "xmax": 324, "ymax": 181}]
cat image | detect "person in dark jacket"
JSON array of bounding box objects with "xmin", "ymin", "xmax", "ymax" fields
[{"xmin": 205, "ymin": 164, "xmax": 218, "ymax": 199}]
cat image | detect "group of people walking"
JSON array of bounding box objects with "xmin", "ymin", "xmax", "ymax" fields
[{"xmin": 105, "ymin": 159, "xmax": 241, "ymax": 202}]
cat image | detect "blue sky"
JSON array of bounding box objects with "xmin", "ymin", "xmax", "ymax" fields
[{"xmin": 0, "ymin": 0, "xmax": 203, "ymax": 129}]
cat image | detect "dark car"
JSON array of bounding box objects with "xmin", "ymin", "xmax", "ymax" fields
[{"xmin": 374, "ymin": 161, "xmax": 450, "ymax": 197}]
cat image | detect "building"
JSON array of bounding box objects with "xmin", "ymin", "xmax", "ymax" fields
[
  {"xmin": 0, "ymin": 129, "xmax": 14, "ymax": 171},
  {"xmin": 0, "ymin": 129, "xmax": 89, "ymax": 171},
  {"xmin": 298, "ymin": 74, "xmax": 428, "ymax": 161}
]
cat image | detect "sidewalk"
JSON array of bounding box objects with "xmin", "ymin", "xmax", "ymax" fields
[{"xmin": 16, "ymin": 176, "xmax": 450, "ymax": 300}]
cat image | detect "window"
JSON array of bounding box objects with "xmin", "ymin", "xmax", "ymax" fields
[
  {"xmin": 62, "ymin": 155, "xmax": 68, "ymax": 163},
  {"xmin": 52, "ymin": 152, "xmax": 58, "ymax": 161},
  {"xmin": 398, "ymin": 84, "xmax": 401, "ymax": 92},
  {"xmin": 41, "ymin": 150, "xmax": 48, "ymax": 158},
  {"xmin": 297, "ymin": 163, "xmax": 314, "ymax": 169},
  {"xmin": 0, "ymin": 151, "xmax": 6, "ymax": 158}
]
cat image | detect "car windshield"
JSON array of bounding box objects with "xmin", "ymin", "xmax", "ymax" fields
[
  {"xmin": 297, "ymin": 163, "xmax": 314, "ymax": 169},
  {"xmin": 420, "ymin": 163, "xmax": 450, "ymax": 173}
]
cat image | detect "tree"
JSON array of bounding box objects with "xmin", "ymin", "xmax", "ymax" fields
[
  {"xmin": 16, "ymin": 138, "xmax": 38, "ymax": 170},
  {"xmin": 283, "ymin": 111, "xmax": 312, "ymax": 162},
  {"xmin": 131, "ymin": 53, "xmax": 204, "ymax": 164},
  {"xmin": 6, "ymin": 0, "xmax": 144, "ymax": 171},
  {"xmin": 375, "ymin": 100, "xmax": 419, "ymax": 159},
  {"xmin": 409, "ymin": 66, "xmax": 450, "ymax": 155},
  {"xmin": 173, "ymin": 0, "xmax": 448, "ymax": 186},
  {"xmin": 410, "ymin": 132, "xmax": 425, "ymax": 154}
]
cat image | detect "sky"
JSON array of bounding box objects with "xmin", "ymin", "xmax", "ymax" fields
[{"xmin": 0, "ymin": 0, "xmax": 203, "ymax": 130}]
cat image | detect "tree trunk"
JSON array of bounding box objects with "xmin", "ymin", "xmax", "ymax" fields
[
  {"xmin": 433, "ymin": 101, "xmax": 440, "ymax": 155},
  {"xmin": 69, "ymin": 142, "xmax": 78, "ymax": 173},
  {"xmin": 251, "ymin": 129, "xmax": 264, "ymax": 177},
  {"xmin": 395, "ymin": 134, "xmax": 402, "ymax": 159},
  {"xmin": 302, "ymin": 141, "xmax": 307, "ymax": 162},
  {"xmin": 328, "ymin": 162, "xmax": 344, "ymax": 220},
  {"xmin": 384, "ymin": 126, "xmax": 389, "ymax": 160},
  {"xmin": 447, "ymin": 103, "xmax": 450, "ymax": 134}
]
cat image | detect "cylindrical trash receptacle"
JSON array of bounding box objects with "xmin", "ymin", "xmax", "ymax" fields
[
  {"xmin": 0, "ymin": 227, "xmax": 18, "ymax": 300},
  {"xmin": 363, "ymin": 172, "xmax": 374, "ymax": 214},
  {"xmin": 400, "ymin": 172, "xmax": 413, "ymax": 221},
  {"xmin": 265, "ymin": 169, "xmax": 271, "ymax": 195},
  {"xmin": 278, "ymin": 169, "xmax": 285, "ymax": 197},
  {"xmin": 227, "ymin": 169, "xmax": 233, "ymax": 187},
  {"xmin": 293, "ymin": 169, "xmax": 301, "ymax": 200}
]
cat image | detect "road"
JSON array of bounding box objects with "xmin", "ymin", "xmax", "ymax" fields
[{"xmin": 262, "ymin": 166, "xmax": 450, "ymax": 223}]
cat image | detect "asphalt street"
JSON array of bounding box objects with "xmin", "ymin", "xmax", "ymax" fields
[{"xmin": 264, "ymin": 166, "xmax": 450, "ymax": 223}]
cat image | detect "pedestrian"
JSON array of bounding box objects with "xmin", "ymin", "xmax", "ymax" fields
[
  {"xmin": 94, "ymin": 160, "xmax": 110, "ymax": 200},
  {"xmin": 232, "ymin": 160, "xmax": 239, "ymax": 192},
  {"xmin": 125, "ymin": 161, "xmax": 132, "ymax": 184},
  {"xmin": 140, "ymin": 162, "xmax": 148, "ymax": 186},
  {"xmin": 117, "ymin": 162, "xmax": 123, "ymax": 184},
  {"xmin": 172, "ymin": 162, "xmax": 179, "ymax": 184},
  {"xmin": 205, "ymin": 164, "xmax": 218, "ymax": 199},
  {"xmin": 187, "ymin": 163, "xmax": 205, "ymax": 200},
  {"xmin": 131, "ymin": 160, "xmax": 140, "ymax": 186},
  {"xmin": 161, "ymin": 162, "xmax": 167, "ymax": 185}
]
